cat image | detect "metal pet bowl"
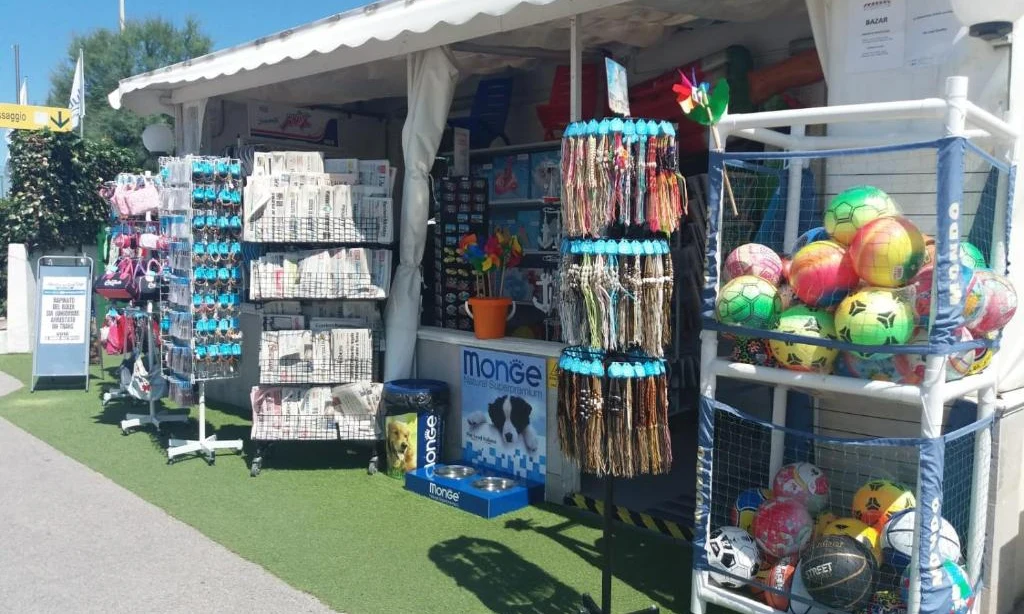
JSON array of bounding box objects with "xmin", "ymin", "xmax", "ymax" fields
[
  {"xmin": 434, "ymin": 465, "xmax": 477, "ymax": 479},
  {"xmin": 472, "ymin": 477, "xmax": 517, "ymax": 492}
]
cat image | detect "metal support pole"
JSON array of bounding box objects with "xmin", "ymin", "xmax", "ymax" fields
[
  {"xmin": 13, "ymin": 44, "xmax": 20, "ymax": 102},
  {"xmin": 769, "ymin": 386, "xmax": 789, "ymax": 478},
  {"xmin": 119, "ymin": 0, "xmax": 126, "ymax": 32},
  {"xmin": 968, "ymin": 385, "xmax": 995, "ymax": 583},
  {"xmin": 569, "ymin": 16, "xmax": 582, "ymax": 123},
  {"xmin": 783, "ymin": 125, "xmax": 805, "ymax": 254}
]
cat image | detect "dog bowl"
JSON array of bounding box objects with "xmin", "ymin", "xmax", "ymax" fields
[
  {"xmin": 435, "ymin": 465, "xmax": 477, "ymax": 479},
  {"xmin": 472, "ymin": 477, "xmax": 517, "ymax": 492}
]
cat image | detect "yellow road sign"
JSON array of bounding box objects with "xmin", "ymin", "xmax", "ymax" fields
[{"xmin": 0, "ymin": 103, "xmax": 74, "ymax": 132}]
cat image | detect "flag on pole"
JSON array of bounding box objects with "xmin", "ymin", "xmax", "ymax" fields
[
  {"xmin": 18, "ymin": 78, "xmax": 27, "ymax": 105},
  {"xmin": 69, "ymin": 50, "xmax": 85, "ymax": 131}
]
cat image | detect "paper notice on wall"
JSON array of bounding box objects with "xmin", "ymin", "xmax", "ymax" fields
[
  {"xmin": 845, "ymin": 0, "xmax": 906, "ymax": 74},
  {"xmin": 905, "ymin": 0, "xmax": 961, "ymax": 68},
  {"xmin": 453, "ymin": 127, "xmax": 470, "ymax": 178},
  {"xmin": 39, "ymin": 276, "xmax": 87, "ymax": 345}
]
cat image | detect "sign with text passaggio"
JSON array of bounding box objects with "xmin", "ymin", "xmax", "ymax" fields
[{"xmin": 0, "ymin": 103, "xmax": 74, "ymax": 132}]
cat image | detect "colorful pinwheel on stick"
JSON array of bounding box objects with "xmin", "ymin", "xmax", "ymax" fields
[
  {"xmin": 673, "ymin": 71, "xmax": 738, "ymax": 216},
  {"xmin": 458, "ymin": 229, "xmax": 523, "ymax": 297}
]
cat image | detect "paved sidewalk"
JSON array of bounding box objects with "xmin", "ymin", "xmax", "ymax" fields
[{"xmin": 0, "ymin": 372, "xmax": 336, "ymax": 614}]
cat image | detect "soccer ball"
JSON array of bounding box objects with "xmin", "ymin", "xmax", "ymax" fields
[
  {"xmin": 839, "ymin": 351, "xmax": 903, "ymax": 382},
  {"xmin": 894, "ymin": 327, "xmax": 975, "ymax": 384},
  {"xmin": 834, "ymin": 288, "xmax": 915, "ymax": 358},
  {"xmin": 753, "ymin": 497, "xmax": 814, "ymax": 558},
  {"xmin": 882, "ymin": 509, "xmax": 963, "ymax": 571},
  {"xmin": 731, "ymin": 487, "xmax": 773, "ymax": 534},
  {"xmin": 813, "ymin": 511, "xmax": 839, "ymax": 539},
  {"xmin": 716, "ymin": 275, "xmax": 782, "ymax": 330},
  {"xmin": 848, "ymin": 216, "xmax": 926, "ymax": 287},
  {"xmin": 791, "ymin": 226, "xmax": 831, "ymax": 256},
  {"xmin": 968, "ymin": 332, "xmax": 997, "ymax": 376},
  {"xmin": 852, "ymin": 479, "xmax": 916, "ymax": 527},
  {"xmin": 866, "ymin": 590, "xmax": 908, "ymax": 614},
  {"xmin": 821, "ymin": 516, "xmax": 882, "ymax": 564},
  {"xmin": 725, "ymin": 243, "xmax": 784, "ymax": 286},
  {"xmin": 908, "ymin": 264, "xmax": 976, "ymax": 326},
  {"xmin": 824, "ymin": 185, "xmax": 898, "ymax": 246},
  {"xmin": 768, "ymin": 306, "xmax": 839, "ymax": 373},
  {"xmin": 772, "ymin": 462, "xmax": 830, "ymax": 514},
  {"xmin": 707, "ymin": 526, "xmax": 760, "ymax": 588},
  {"xmin": 959, "ymin": 241, "xmax": 988, "ymax": 271},
  {"xmin": 730, "ymin": 337, "xmax": 778, "ymax": 367},
  {"xmin": 789, "ymin": 240, "xmax": 860, "ymax": 307},
  {"xmin": 966, "ymin": 270, "xmax": 1018, "ymax": 335},
  {"xmin": 899, "ymin": 560, "xmax": 974, "ymax": 614}
]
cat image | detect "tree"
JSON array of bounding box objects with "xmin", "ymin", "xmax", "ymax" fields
[{"xmin": 47, "ymin": 18, "xmax": 212, "ymax": 165}]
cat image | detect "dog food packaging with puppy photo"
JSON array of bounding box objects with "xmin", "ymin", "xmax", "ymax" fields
[
  {"xmin": 382, "ymin": 380, "xmax": 449, "ymax": 479},
  {"xmin": 461, "ymin": 348, "xmax": 546, "ymax": 483}
]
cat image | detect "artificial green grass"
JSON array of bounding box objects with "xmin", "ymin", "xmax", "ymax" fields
[{"xmin": 0, "ymin": 354, "xmax": 696, "ymax": 614}]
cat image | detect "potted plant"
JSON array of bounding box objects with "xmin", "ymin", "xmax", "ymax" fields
[{"xmin": 458, "ymin": 229, "xmax": 523, "ymax": 339}]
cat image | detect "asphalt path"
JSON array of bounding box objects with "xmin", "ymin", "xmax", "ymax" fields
[{"xmin": 0, "ymin": 370, "xmax": 336, "ymax": 613}]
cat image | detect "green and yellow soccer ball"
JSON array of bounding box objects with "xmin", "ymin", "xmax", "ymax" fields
[
  {"xmin": 824, "ymin": 185, "xmax": 898, "ymax": 246},
  {"xmin": 716, "ymin": 275, "xmax": 782, "ymax": 330},
  {"xmin": 768, "ymin": 305, "xmax": 839, "ymax": 373},
  {"xmin": 834, "ymin": 288, "xmax": 915, "ymax": 358}
]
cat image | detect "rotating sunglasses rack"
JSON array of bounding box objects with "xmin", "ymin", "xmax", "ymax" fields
[{"xmin": 158, "ymin": 155, "xmax": 246, "ymax": 465}]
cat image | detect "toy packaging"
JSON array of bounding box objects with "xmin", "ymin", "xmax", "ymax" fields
[
  {"xmin": 488, "ymin": 154, "xmax": 530, "ymax": 202},
  {"xmin": 530, "ymin": 150, "xmax": 562, "ymax": 199}
]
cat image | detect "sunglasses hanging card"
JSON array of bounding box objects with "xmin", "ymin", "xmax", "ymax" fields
[
  {"xmin": 243, "ymin": 151, "xmax": 391, "ymax": 477},
  {"xmin": 557, "ymin": 118, "xmax": 686, "ymax": 614},
  {"xmin": 158, "ymin": 155, "xmax": 246, "ymax": 465}
]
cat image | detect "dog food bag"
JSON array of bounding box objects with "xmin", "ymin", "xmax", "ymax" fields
[{"xmin": 382, "ymin": 379, "xmax": 449, "ymax": 479}]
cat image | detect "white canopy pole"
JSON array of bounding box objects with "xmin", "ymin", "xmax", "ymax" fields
[{"xmin": 384, "ymin": 47, "xmax": 459, "ymax": 381}]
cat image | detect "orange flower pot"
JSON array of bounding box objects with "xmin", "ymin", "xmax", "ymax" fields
[{"xmin": 463, "ymin": 297, "xmax": 517, "ymax": 339}]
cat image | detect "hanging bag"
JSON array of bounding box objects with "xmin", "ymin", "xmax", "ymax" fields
[
  {"xmin": 95, "ymin": 258, "xmax": 136, "ymax": 300},
  {"xmin": 132, "ymin": 259, "xmax": 162, "ymax": 302},
  {"xmin": 127, "ymin": 354, "xmax": 167, "ymax": 401}
]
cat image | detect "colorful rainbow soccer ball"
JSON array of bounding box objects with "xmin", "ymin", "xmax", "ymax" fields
[
  {"xmin": 824, "ymin": 185, "xmax": 898, "ymax": 246},
  {"xmin": 835, "ymin": 288, "xmax": 916, "ymax": 358},
  {"xmin": 725, "ymin": 243, "xmax": 784, "ymax": 286},
  {"xmin": 908, "ymin": 264, "xmax": 976, "ymax": 325},
  {"xmin": 839, "ymin": 351, "xmax": 903, "ymax": 382},
  {"xmin": 966, "ymin": 270, "xmax": 1018, "ymax": 335},
  {"xmin": 768, "ymin": 305, "xmax": 839, "ymax": 373},
  {"xmin": 866, "ymin": 590, "xmax": 907, "ymax": 614},
  {"xmin": 752, "ymin": 497, "xmax": 814, "ymax": 558},
  {"xmin": 894, "ymin": 328, "xmax": 975, "ymax": 384},
  {"xmin": 848, "ymin": 216, "xmax": 926, "ymax": 287},
  {"xmin": 792, "ymin": 226, "xmax": 831, "ymax": 255},
  {"xmin": 852, "ymin": 479, "xmax": 916, "ymax": 527},
  {"xmin": 959, "ymin": 241, "xmax": 988, "ymax": 271},
  {"xmin": 731, "ymin": 487, "xmax": 773, "ymax": 534},
  {"xmin": 789, "ymin": 240, "xmax": 860, "ymax": 307},
  {"xmin": 821, "ymin": 516, "xmax": 882, "ymax": 564},
  {"xmin": 900, "ymin": 560, "xmax": 974, "ymax": 614},
  {"xmin": 716, "ymin": 275, "xmax": 782, "ymax": 330},
  {"xmin": 772, "ymin": 462, "xmax": 830, "ymax": 514}
]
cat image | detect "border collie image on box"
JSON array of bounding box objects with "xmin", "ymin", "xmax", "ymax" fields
[{"xmin": 466, "ymin": 395, "xmax": 540, "ymax": 453}]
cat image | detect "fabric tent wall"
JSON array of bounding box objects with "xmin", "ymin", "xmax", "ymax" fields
[{"xmin": 384, "ymin": 47, "xmax": 459, "ymax": 381}]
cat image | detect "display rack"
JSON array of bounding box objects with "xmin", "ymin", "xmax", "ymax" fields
[
  {"xmin": 159, "ymin": 156, "xmax": 246, "ymax": 465},
  {"xmin": 244, "ymin": 151, "xmax": 392, "ymax": 477},
  {"xmin": 691, "ymin": 77, "xmax": 1015, "ymax": 614}
]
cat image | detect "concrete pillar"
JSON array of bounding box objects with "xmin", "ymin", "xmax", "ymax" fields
[{"xmin": 6, "ymin": 244, "xmax": 32, "ymax": 353}]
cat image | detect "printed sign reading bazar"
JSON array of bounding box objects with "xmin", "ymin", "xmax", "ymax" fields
[
  {"xmin": 39, "ymin": 276, "xmax": 87, "ymax": 344},
  {"xmin": 461, "ymin": 348, "xmax": 546, "ymax": 483}
]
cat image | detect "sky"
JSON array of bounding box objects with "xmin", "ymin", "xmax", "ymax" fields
[{"xmin": 0, "ymin": 0, "xmax": 374, "ymax": 184}]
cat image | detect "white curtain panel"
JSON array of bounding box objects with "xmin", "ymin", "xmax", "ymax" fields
[{"xmin": 384, "ymin": 47, "xmax": 459, "ymax": 381}]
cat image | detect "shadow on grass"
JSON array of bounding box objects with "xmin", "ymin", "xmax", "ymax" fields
[
  {"xmin": 429, "ymin": 536, "xmax": 584, "ymax": 614},
  {"xmin": 504, "ymin": 506, "xmax": 684, "ymax": 612}
]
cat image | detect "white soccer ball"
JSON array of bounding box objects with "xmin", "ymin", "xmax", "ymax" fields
[
  {"xmin": 787, "ymin": 562, "xmax": 833, "ymax": 614},
  {"xmin": 708, "ymin": 526, "xmax": 760, "ymax": 588},
  {"xmin": 881, "ymin": 509, "xmax": 963, "ymax": 571}
]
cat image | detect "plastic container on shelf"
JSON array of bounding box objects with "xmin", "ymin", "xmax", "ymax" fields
[{"xmin": 382, "ymin": 379, "xmax": 450, "ymax": 479}]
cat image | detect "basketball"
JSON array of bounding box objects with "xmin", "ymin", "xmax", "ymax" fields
[
  {"xmin": 822, "ymin": 517, "xmax": 882, "ymax": 564},
  {"xmin": 894, "ymin": 328, "xmax": 975, "ymax": 384},
  {"xmin": 899, "ymin": 560, "xmax": 974, "ymax": 614},
  {"xmin": 824, "ymin": 185, "xmax": 898, "ymax": 246},
  {"xmin": 848, "ymin": 216, "xmax": 926, "ymax": 287},
  {"xmin": 708, "ymin": 525, "xmax": 760, "ymax": 588},
  {"xmin": 852, "ymin": 479, "xmax": 916, "ymax": 527},
  {"xmin": 788, "ymin": 563, "xmax": 833, "ymax": 614},
  {"xmin": 789, "ymin": 240, "xmax": 860, "ymax": 307},
  {"xmin": 881, "ymin": 509, "xmax": 963, "ymax": 571},
  {"xmin": 959, "ymin": 241, "xmax": 988, "ymax": 271},
  {"xmin": 792, "ymin": 226, "xmax": 831, "ymax": 255},
  {"xmin": 840, "ymin": 351, "xmax": 902, "ymax": 382},
  {"xmin": 768, "ymin": 306, "xmax": 839, "ymax": 374},
  {"xmin": 834, "ymin": 288, "xmax": 915, "ymax": 358},
  {"xmin": 731, "ymin": 336, "xmax": 778, "ymax": 367},
  {"xmin": 772, "ymin": 462, "xmax": 830, "ymax": 513},
  {"xmin": 800, "ymin": 535, "xmax": 878, "ymax": 610},
  {"xmin": 725, "ymin": 243, "xmax": 784, "ymax": 286},
  {"xmin": 813, "ymin": 511, "xmax": 839, "ymax": 539},
  {"xmin": 866, "ymin": 590, "xmax": 907, "ymax": 614},
  {"xmin": 966, "ymin": 270, "xmax": 1018, "ymax": 335},
  {"xmin": 753, "ymin": 497, "xmax": 814, "ymax": 558},
  {"xmin": 759, "ymin": 556, "xmax": 798, "ymax": 610},
  {"xmin": 717, "ymin": 275, "xmax": 783, "ymax": 330},
  {"xmin": 908, "ymin": 264, "xmax": 975, "ymax": 325},
  {"xmin": 731, "ymin": 487, "xmax": 773, "ymax": 534}
]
